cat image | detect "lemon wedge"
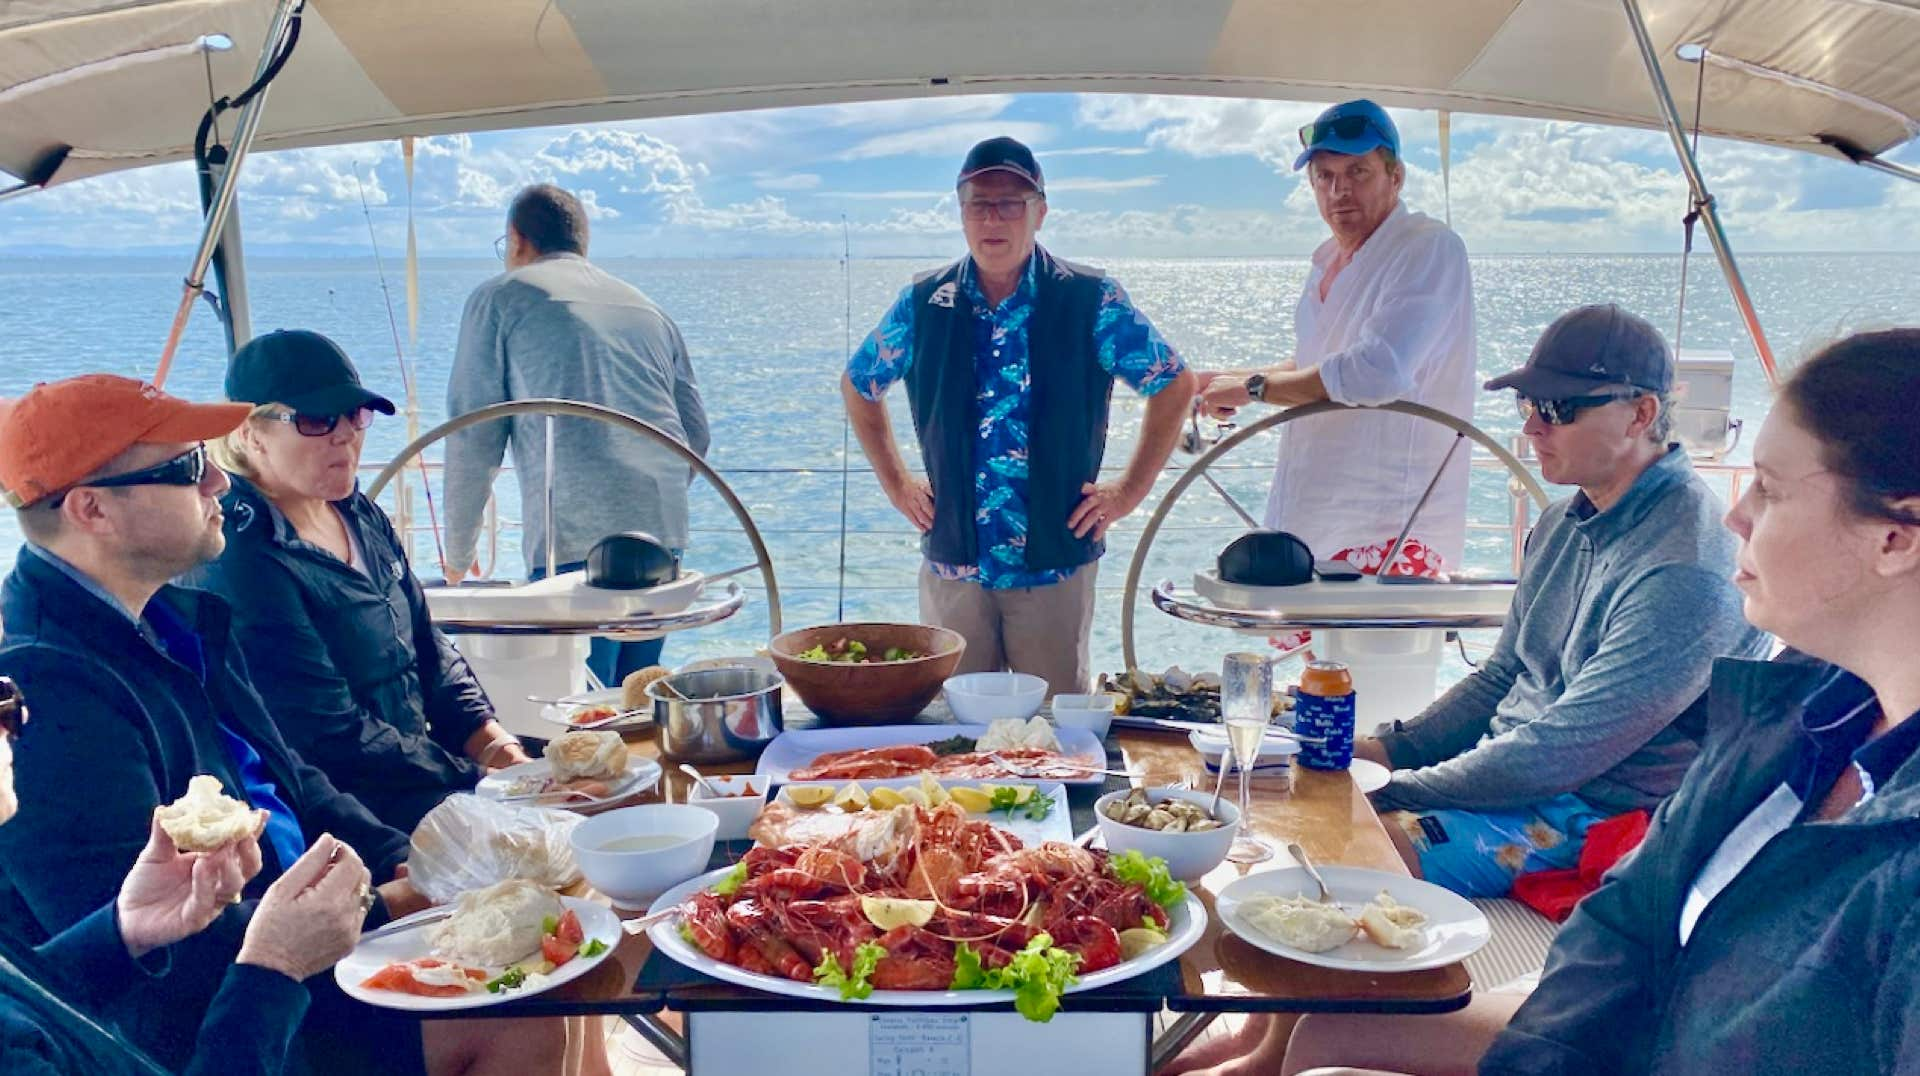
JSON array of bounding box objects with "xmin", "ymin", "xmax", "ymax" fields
[
  {"xmin": 900, "ymin": 785, "xmax": 931, "ymax": 808},
  {"xmin": 833, "ymin": 782, "xmax": 870, "ymax": 811},
  {"xmin": 868, "ymin": 786, "xmax": 908, "ymax": 811},
  {"xmin": 948, "ymin": 786, "xmax": 994, "ymax": 813},
  {"xmin": 1118, "ymin": 927, "xmax": 1168, "ymax": 961},
  {"xmin": 785, "ymin": 784, "xmax": 835, "ymax": 808},
  {"xmin": 860, "ymin": 895, "xmax": 937, "ymax": 931},
  {"xmin": 919, "ymin": 772, "xmax": 950, "ymax": 808}
]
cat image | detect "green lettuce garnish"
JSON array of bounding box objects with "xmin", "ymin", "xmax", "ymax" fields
[
  {"xmin": 1108, "ymin": 849, "xmax": 1185, "ymax": 909},
  {"xmin": 814, "ymin": 942, "xmax": 886, "ymax": 1000},
  {"xmin": 678, "ymin": 923, "xmax": 697, "ymax": 946},
  {"xmin": 713, "ymin": 861, "xmax": 749, "ymax": 897},
  {"xmin": 578, "ymin": 938, "xmax": 609, "ymax": 958},
  {"xmin": 989, "ymin": 785, "xmax": 1056, "ymax": 821},
  {"xmin": 949, "ymin": 934, "xmax": 1081, "ymax": 1022},
  {"xmin": 485, "ymin": 965, "xmax": 527, "ymax": 994}
]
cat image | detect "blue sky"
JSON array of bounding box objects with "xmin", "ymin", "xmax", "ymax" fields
[{"xmin": 4, "ymin": 92, "xmax": 1917, "ymax": 258}]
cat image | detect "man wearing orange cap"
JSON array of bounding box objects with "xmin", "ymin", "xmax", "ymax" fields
[{"xmin": 0, "ymin": 376, "xmax": 563, "ymax": 1073}]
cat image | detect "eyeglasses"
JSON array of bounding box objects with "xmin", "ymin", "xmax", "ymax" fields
[
  {"xmin": 961, "ymin": 196, "xmax": 1040, "ymax": 222},
  {"xmin": 261, "ymin": 407, "xmax": 376, "ymax": 438},
  {"xmin": 0, "ymin": 676, "xmax": 23, "ymax": 738},
  {"xmin": 1516, "ymin": 392, "xmax": 1642, "ymax": 426},
  {"xmin": 1298, "ymin": 113, "xmax": 1393, "ymax": 150},
  {"xmin": 493, "ymin": 235, "xmax": 508, "ymax": 262},
  {"xmin": 48, "ymin": 444, "xmax": 210, "ymax": 509}
]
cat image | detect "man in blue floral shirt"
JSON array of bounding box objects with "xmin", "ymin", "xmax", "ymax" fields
[{"xmin": 842, "ymin": 137, "xmax": 1195, "ymax": 695}]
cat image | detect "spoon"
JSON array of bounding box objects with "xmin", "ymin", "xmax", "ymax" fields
[
  {"xmin": 677, "ymin": 763, "xmax": 721, "ymax": 797},
  {"xmin": 1208, "ymin": 750, "xmax": 1233, "ymax": 819},
  {"xmin": 1288, "ymin": 842, "xmax": 1334, "ymax": 904}
]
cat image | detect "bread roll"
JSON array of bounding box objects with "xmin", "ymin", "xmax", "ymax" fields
[
  {"xmin": 548, "ymin": 731, "xmax": 628, "ymax": 782},
  {"xmin": 1357, "ymin": 891, "xmax": 1428, "ymax": 949},
  {"xmin": 156, "ymin": 775, "xmax": 257, "ymax": 852},
  {"xmin": 621, "ymin": 665, "xmax": 672, "ymax": 711}
]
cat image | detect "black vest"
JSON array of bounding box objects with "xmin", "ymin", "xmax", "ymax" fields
[{"xmin": 903, "ymin": 246, "xmax": 1112, "ymax": 572}]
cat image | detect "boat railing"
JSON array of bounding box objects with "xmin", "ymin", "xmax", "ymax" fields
[{"xmin": 372, "ymin": 444, "xmax": 1754, "ymax": 599}]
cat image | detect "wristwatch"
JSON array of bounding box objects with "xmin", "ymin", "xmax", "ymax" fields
[{"xmin": 1244, "ymin": 372, "xmax": 1268, "ymax": 403}]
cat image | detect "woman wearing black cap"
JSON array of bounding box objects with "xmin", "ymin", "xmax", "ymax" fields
[{"xmin": 196, "ymin": 329, "xmax": 529, "ymax": 833}]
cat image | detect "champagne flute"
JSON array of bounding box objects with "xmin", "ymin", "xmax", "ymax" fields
[{"xmin": 1222, "ymin": 652, "xmax": 1275, "ymax": 864}]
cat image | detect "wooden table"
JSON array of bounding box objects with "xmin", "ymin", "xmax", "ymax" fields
[{"xmin": 427, "ymin": 715, "xmax": 1471, "ymax": 1065}]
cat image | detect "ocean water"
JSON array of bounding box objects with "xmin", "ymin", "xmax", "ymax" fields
[{"xmin": 2, "ymin": 252, "xmax": 1916, "ymax": 681}]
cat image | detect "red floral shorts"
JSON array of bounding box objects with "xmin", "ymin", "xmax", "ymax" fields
[{"xmin": 1271, "ymin": 537, "xmax": 1446, "ymax": 655}]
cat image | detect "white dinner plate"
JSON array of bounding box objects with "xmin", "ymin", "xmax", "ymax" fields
[
  {"xmin": 476, "ymin": 756, "xmax": 662, "ymax": 810},
  {"xmin": 647, "ymin": 864, "xmax": 1206, "ymax": 1007},
  {"xmin": 1348, "ymin": 758, "xmax": 1391, "ymax": 794},
  {"xmin": 538, "ymin": 687, "xmax": 652, "ymax": 732},
  {"xmin": 755, "ymin": 724, "xmax": 1111, "ymax": 787},
  {"xmin": 335, "ymin": 896, "xmax": 621, "ymax": 1011},
  {"xmin": 1216, "ymin": 865, "xmax": 1490, "ymax": 973}
]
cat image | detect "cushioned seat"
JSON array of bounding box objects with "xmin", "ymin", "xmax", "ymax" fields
[{"xmin": 1464, "ymin": 898, "xmax": 1560, "ymax": 990}]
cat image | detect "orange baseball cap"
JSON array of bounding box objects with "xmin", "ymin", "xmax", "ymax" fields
[{"xmin": 0, "ymin": 375, "xmax": 252, "ymax": 508}]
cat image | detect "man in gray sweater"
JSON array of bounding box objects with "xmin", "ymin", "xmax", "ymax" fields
[
  {"xmin": 444, "ymin": 183, "xmax": 710, "ymax": 682},
  {"xmin": 1358, "ymin": 305, "xmax": 1769, "ymax": 898}
]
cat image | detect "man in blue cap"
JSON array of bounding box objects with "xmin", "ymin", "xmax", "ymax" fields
[
  {"xmin": 1193, "ymin": 100, "xmax": 1478, "ymax": 649},
  {"xmin": 842, "ymin": 136, "xmax": 1196, "ymax": 695}
]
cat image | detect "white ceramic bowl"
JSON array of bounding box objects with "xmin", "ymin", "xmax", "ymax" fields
[
  {"xmin": 943, "ymin": 672, "xmax": 1048, "ymax": 723},
  {"xmin": 569, "ymin": 804, "xmax": 717, "ymax": 910},
  {"xmin": 1094, "ymin": 787, "xmax": 1240, "ymax": 881},
  {"xmin": 1050, "ymin": 692, "xmax": 1116, "ymax": 740},
  {"xmin": 686, "ymin": 774, "xmax": 769, "ymax": 842}
]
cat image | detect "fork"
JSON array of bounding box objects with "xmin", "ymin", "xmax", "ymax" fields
[
  {"xmin": 987, "ymin": 752, "xmax": 1137, "ymax": 779},
  {"xmin": 1288, "ymin": 841, "xmax": 1335, "ymax": 904}
]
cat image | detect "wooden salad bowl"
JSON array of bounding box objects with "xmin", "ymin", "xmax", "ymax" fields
[{"xmin": 767, "ymin": 622, "xmax": 966, "ymax": 725}]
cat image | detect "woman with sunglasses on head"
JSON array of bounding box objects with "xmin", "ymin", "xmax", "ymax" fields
[
  {"xmin": 195, "ymin": 330, "xmax": 528, "ymax": 833},
  {"xmin": 1264, "ymin": 327, "xmax": 1920, "ymax": 1076},
  {"xmin": 0, "ymin": 677, "xmax": 376, "ymax": 1076}
]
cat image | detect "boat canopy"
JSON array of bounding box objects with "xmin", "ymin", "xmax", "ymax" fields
[{"xmin": 3, "ymin": 0, "xmax": 1917, "ymax": 189}]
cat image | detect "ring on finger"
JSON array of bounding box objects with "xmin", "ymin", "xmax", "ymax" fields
[{"xmin": 357, "ymin": 884, "xmax": 375, "ymax": 912}]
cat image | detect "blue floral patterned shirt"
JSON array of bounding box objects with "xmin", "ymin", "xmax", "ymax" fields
[{"xmin": 848, "ymin": 251, "xmax": 1184, "ymax": 590}]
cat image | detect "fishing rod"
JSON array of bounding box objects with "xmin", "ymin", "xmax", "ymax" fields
[
  {"xmin": 835, "ymin": 216, "xmax": 854, "ymax": 620},
  {"xmin": 353, "ymin": 161, "xmax": 451, "ymax": 578}
]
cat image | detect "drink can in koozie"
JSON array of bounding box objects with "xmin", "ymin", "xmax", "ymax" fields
[{"xmin": 1295, "ymin": 660, "xmax": 1355, "ymax": 770}]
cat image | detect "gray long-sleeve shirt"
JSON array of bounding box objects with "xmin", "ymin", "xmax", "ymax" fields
[
  {"xmin": 444, "ymin": 253, "xmax": 710, "ymax": 575},
  {"xmin": 1372, "ymin": 445, "xmax": 1771, "ymax": 815}
]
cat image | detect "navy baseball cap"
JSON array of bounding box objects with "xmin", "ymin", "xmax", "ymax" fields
[
  {"xmin": 1485, "ymin": 304, "xmax": 1674, "ymax": 398},
  {"xmin": 957, "ymin": 136, "xmax": 1045, "ymax": 194},
  {"xmin": 1294, "ymin": 99, "xmax": 1401, "ymax": 171},
  {"xmin": 226, "ymin": 330, "xmax": 397, "ymax": 417}
]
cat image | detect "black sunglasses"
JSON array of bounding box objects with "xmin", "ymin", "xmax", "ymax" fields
[
  {"xmin": 262, "ymin": 407, "xmax": 376, "ymax": 438},
  {"xmin": 1517, "ymin": 392, "xmax": 1641, "ymax": 427},
  {"xmin": 48, "ymin": 443, "xmax": 209, "ymax": 508},
  {"xmin": 1298, "ymin": 114, "xmax": 1392, "ymax": 149},
  {"xmin": 0, "ymin": 676, "xmax": 23, "ymax": 738}
]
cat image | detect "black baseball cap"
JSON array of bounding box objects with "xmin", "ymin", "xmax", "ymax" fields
[
  {"xmin": 956, "ymin": 136, "xmax": 1045, "ymax": 194},
  {"xmin": 1485, "ymin": 304, "xmax": 1673, "ymax": 398},
  {"xmin": 226, "ymin": 330, "xmax": 397, "ymax": 417}
]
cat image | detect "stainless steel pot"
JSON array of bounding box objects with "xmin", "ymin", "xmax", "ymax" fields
[{"xmin": 648, "ymin": 666, "xmax": 785, "ymax": 763}]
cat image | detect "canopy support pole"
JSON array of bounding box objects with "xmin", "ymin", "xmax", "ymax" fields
[
  {"xmin": 196, "ymin": 155, "xmax": 252, "ymax": 352},
  {"xmin": 1619, "ymin": 0, "xmax": 1778, "ymax": 386},
  {"xmin": 154, "ymin": 0, "xmax": 301, "ymax": 387},
  {"xmin": 1819, "ymin": 136, "xmax": 1920, "ymax": 186}
]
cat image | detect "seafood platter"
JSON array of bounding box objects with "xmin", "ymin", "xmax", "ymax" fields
[{"xmin": 755, "ymin": 717, "xmax": 1112, "ymax": 787}]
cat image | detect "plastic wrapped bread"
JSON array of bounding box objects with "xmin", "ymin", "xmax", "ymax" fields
[{"xmin": 408, "ymin": 793, "xmax": 584, "ymax": 905}]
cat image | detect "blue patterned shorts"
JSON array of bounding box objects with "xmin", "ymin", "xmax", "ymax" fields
[{"xmin": 1383, "ymin": 793, "xmax": 1604, "ymax": 898}]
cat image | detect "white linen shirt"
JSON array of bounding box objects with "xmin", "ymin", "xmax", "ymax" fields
[{"xmin": 1263, "ymin": 204, "xmax": 1477, "ymax": 566}]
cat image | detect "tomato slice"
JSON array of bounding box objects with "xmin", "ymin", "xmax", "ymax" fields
[
  {"xmin": 556, "ymin": 909, "xmax": 585, "ymax": 946},
  {"xmin": 542, "ymin": 934, "xmax": 576, "ymax": 967}
]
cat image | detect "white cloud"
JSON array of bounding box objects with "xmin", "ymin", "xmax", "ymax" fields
[
  {"xmin": 1076, "ymin": 95, "xmax": 1325, "ymax": 170},
  {"xmin": 1047, "ymin": 175, "xmax": 1164, "ymax": 194},
  {"xmin": 1043, "ymin": 145, "xmax": 1152, "ymax": 158},
  {"xmin": 753, "ymin": 172, "xmax": 822, "ymax": 191},
  {"xmin": 830, "ymin": 189, "xmax": 948, "ymax": 201},
  {"xmin": 839, "ymin": 121, "xmax": 1053, "ymax": 161}
]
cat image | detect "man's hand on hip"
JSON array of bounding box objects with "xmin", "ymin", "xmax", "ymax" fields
[
  {"xmin": 1069, "ymin": 480, "xmax": 1147, "ymax": 541},
  {"xmin": 885, "ymin": 475, "xmax": 935, "ymax": 533}
]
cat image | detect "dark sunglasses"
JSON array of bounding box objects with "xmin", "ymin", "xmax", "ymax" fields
[
  {"xmin": 1516, "ymin": 392, "xmax": 1641, "ymax": 426},
  {"xmin": 48, "ymin": 443, "xmax": 209, "ymax": 508},
  {"xmin": 0, "ymin": 677, "xmax": 22, "ymax": 738},
  {"xmin": 262, "ymin": 407, "xmax": 376, "ymax": 438},
  {"xmin": 1298, "ymin": 113, "xmax": 1392, "ymax": 149}
]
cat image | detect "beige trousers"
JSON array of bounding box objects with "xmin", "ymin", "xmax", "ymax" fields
[{"xmin": 917, "ymin": 561, "xmax": 1098, "ymax": 697}]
